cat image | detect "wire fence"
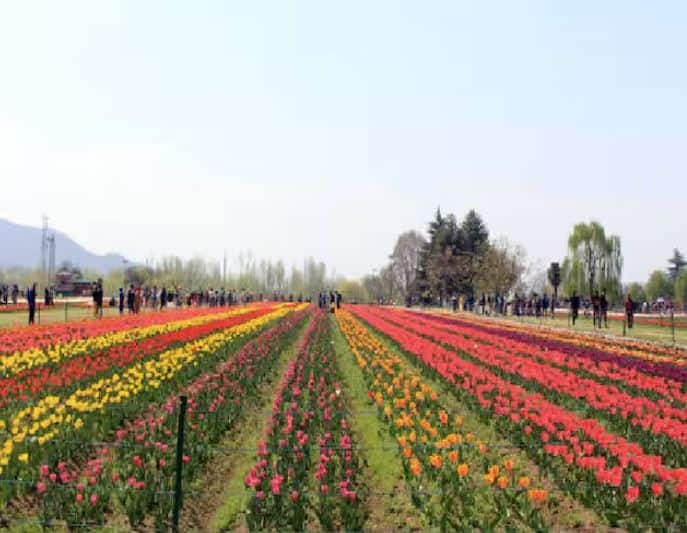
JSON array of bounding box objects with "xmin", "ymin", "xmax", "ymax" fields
[{"xmin": 1, "ymin": 392, "xmax": 685, "ymax": 532}]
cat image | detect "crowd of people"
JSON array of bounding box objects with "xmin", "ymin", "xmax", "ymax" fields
[
  {"xmin": 442, "ymin": 292, "xmax": 555, "ymax": 318},
  {"xmin": 318, "ymin": 290, "xmax": 342, "ymax": 312},
  {"xmin": 0, "ymin": 284, "xmax": 20, "ymax": 305},
  {"xmin": 106, "ymin": 285, "xmax": 312, "ymax": 318}
]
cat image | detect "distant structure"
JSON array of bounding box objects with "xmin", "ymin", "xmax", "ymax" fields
[
  {"xmin": 55, "ymin": 268, "xmax": 93, "ymax": 296},
  {"xmin": 40, "ymin": 215, "xmax": 56, "ymax": 287}
]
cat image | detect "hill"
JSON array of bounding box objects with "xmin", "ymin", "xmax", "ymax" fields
[{"xmin": 0, "ymin": 217, "xmax": 129, "ymax": 273}]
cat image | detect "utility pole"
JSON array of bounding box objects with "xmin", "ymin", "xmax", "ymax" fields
[
  {"xmin": 41, "ymin": 215, "xmax": 49, "ymax": 286},
  {"xmin": 48, "ymin": 234, "xmax": 55, "ymax": 287},
  {"xmin": 548, "ymin": 262, "xmax": 561, "ymax": 318}
]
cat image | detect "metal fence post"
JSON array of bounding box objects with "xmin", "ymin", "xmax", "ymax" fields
[{"xmin": 172, "ymin": 395, "xmax": 188, "ymax": 532}]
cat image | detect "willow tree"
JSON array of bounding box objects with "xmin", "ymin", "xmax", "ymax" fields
[{"xmin": 562, "ymin": 221, "xmax": 623, "ymax": 301}]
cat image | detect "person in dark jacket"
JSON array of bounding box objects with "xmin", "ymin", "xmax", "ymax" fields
[
  {"xmin": 93, "ymin": 280, "xmax": 104, "ymax": 319},
  {"xmin": 600, "ymin": 289, "xmax": 609, "ymax": 328},
  {"xmin": 160, "ymin": 287, "xmax": 167, "ymax": 310},
  {"xmin": 118, "ymin": 288, "xmax": 125, "ymax": 314},
  {"xmin": 625, "ymin": 294, "xmax": 635, "ymax": 328},
  {"xmin": 570, "ymin": 291, "xmax": 581, "ymax": 326},
  {"xmin": 127, "ymin": 285, "xmax": 135, "ymax": 313},
  {"xmin": 27, "ymin": 283, "xmax": 37, "ymax": 324},
  {"xmin": 591, "ymin": 291, "xmax": 600, "ymax": 328}
]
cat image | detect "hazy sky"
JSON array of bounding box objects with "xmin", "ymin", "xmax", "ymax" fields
[{"xmin": 1, "ymin": 1, "xmax": 685, "ymax": 282}]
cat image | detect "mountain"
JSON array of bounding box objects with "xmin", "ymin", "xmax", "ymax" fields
[{"xmin": 0, "ymin": 218, "xmax": 129, "ymax": 273}]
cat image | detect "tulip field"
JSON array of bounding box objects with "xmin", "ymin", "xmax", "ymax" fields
[{"xmin": 1, "ymin": 303, "xmax": 687, "ymax": 531}]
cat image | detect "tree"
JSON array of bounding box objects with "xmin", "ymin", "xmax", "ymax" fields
[
  {"xmin": 390, "ymin": 230, "xmax": 426, "ymax": 299},
  {"xmin": 478, "ymin": 237, "xmax": 526, "ymax": 297},
  {"xmin": 674, "ymin": 270, "xmax": 687, "ymax": 307},
  {"xmin": 563, "ymin": 221, "xmax": 623, "ymax": 301},
  {"xmin": 414, "ymin": 207, "xmax": 491, "ymax": 305},
  {"xmin": 461, "ymin": 209, "xmax": 489, "ymax": 255},
  {"xmin": 668, "ymin": 249, "xmax": 686, "ymax": 282},
  {"xmin": 337, "ymin": 278, "xmax": 369, "ymax": 303},
  {"xmin": 124, "ymin": 265, "xmax": 153, "ymax": 287},
  {"xmin": 645, "ymin": 270, "xmax": 674, "ymax": 301},
  {"xmin": 625, "ymin": 282, "xmax": 647, "ymax": 303},
  {"xmin": 379, "ymin": 265, "xmax": 396, "ymax": 302},
  {"xmin": 362, "ymin": 273, "xmax": 385, "ymax": 303}
]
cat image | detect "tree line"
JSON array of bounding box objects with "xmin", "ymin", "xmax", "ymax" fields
[
  {"xmin": 363, "ymin": 212, "xmax": 686, "ymax": 310},
  {"xmin": 0, "ymin": 254, "xmax": 356, "ymax": 302},
  {"xmin": 362, "ymin": 208, "xmax": 527, "ymax": 306}
]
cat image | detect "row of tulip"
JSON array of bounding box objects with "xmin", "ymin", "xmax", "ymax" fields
[
  {"xmin": 35, "ymin": 306, "xmax": 310, "ymax": 528},
  {"xmin": 0, "ymin": 305, "xmax": 295, "ymax": 506},
  {"xmin": 406, "ymin": 311, "xmax": 687, "ymax": 406},
  {"xmin": 0, "ymin": 304, "xmax": 246, "ymax": 356},
  {"xmin": 437, "ymin": 310, "xmax": 687, "ymax": 368},
  {"xmin": 0, "ymin": 306, "xmax": 275, "ymax": 410},
  {"xmin": 245, "ymin": 312, "xmax": 365, "ymax": 531},
  {"xmin": 0, "ymin": 305, "xmax": 261, "ymax": 378},
  {"xmin": 386, "ymin": 311, "xmax": 687, "ymax": 455},
  {"xmin": 336, "ymin": 309, "xmax": 548, "ymax": 531},
  {"xmin": 352, "ymin": 305, "xmax": 687, "ymax": 530}
]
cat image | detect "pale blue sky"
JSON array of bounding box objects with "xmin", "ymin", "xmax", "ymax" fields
[{"xmin": 1, "ymin": 1, "xmax": 685, "ymax": 282}]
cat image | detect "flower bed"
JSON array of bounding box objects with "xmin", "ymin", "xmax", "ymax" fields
[
  {"xmin": 337, "ymin": 309, "xmax": 548, "ymax": 530},
  {"xmin": 35, "ymin": 306, "xmax": 310, "ymax": 528},
  {"xmin": 245, "ymin": 312, "xmax": 365, "ymax": 531},
  {"xmin": 351, "ymin": 305, "xmax": 687, "ymax": 530}
]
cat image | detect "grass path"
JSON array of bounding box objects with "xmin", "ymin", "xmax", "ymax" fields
[
  {"xmin": 202, "ymin": 318, "xmax": 311, "ymax": 532},
  {"xmin": 330, "ymin": 315, "xmax": 428, "ymax": 531},
  {"xmin": 0, "ymin": 304, "xmax": 122, "ymax": 328}
]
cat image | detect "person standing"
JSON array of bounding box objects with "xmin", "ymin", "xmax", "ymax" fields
[
  {"xmin": 625, "ymin": 294, "xmax": 635, "ymax": 328},
  {"xmin": 134, "ymin": 286, "xmax": 142, "ymax": 314},
  {"xmin": 570, "ymin": 291, "xmax": 581, "ymax": 326},
  {"xmin": 94, "ymin": 280, "xmax": 104, "ymax": 319},
  {"xmin": 591, "ymin": 291, "xmax": 601, "ymax": 328},
  {"xmin": 118, "ymin": 287, "xmax": 125, "ymax": 315},
  {"xmin": 600, "ymin": 289, "xmax": 609, "ymax": 328},
  {"xmin": 127, "ymin": 285, "xmax": 135, "ymax": 314},
  {"xmin": 542, "ymin": 293, "xmax": 550, "ymax": 317},
  {"xmin": 27, "ymin": 282, "xmax": 37, "ymax": 325},
  {"xmin": 160, "ymin": 286, "xmax": 167, "ymax": 310}
]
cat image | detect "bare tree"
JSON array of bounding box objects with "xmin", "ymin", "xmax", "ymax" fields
[{"xmin": 390, "ymin": 230, "xmax": 426, "ymax": 299}]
